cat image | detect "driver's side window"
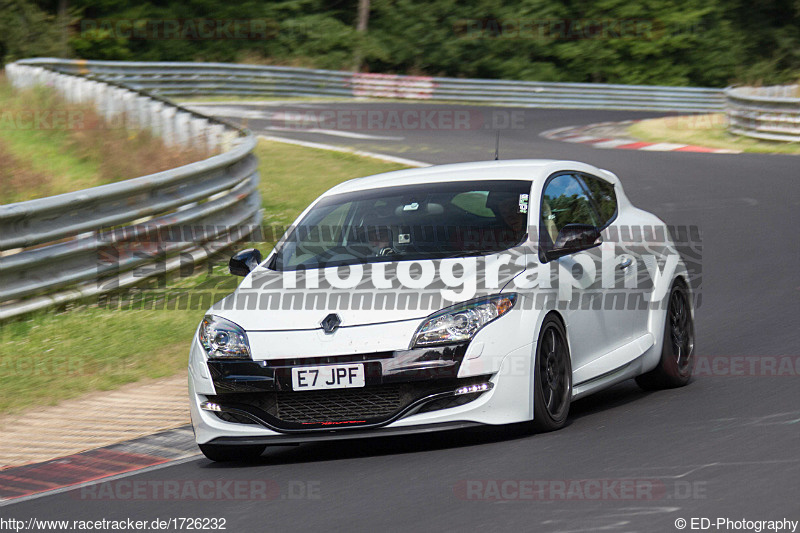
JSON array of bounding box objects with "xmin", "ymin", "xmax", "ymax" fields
[{"xmin": 541, "ymin": 173, "xmax": 598, "ymax": 244}]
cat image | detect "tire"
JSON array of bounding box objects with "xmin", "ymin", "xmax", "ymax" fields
[
  {"xmin": 531, "ymin": 315, "xmax": 572, "ymax": 432},
  {"xmin": 635, "ymin": 281, "xmax": 695, "ymax": 391},
  {"xmin": 198, "ymin": 443, "xmax": 266, "ymax": 462}
]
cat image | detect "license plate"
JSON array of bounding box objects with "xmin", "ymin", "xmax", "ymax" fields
[{"xmin": 291, "ymin": 364, "xmax": 365, "ymax": 391}]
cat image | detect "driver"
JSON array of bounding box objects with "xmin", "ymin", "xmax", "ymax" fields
[
  {"xmin": 486, "ymin": 191, "xmax": 527, "ymax": 246},
  {"xmin": 367, "ymin": 226, "xmax": 394, "ymax": 256}
]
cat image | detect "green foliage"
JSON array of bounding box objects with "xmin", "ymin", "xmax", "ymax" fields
[
  {"xmin": 2, "ymin": 0, "xmax": 799, "ymax": 86},
  {"xmin": 0, "ymin": 0, "xmax": 66, "ymax": 64},
  {"xmin": 69, "ymin": 28, "xmax": 131, "ymax": 60}
]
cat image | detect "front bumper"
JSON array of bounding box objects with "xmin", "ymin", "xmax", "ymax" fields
[
  {"xmin": 190, "ymin": 340, "xmax": 534, "ymax": 445},
  {"xmin": 202, "ymin": 376, "xmax": 493, "ymax": 432},
  {"xmin": 205, "ymin": 421, "xmax": 485, "ymax": 446},
  {"xmin": 201, "ymin": 342, "xmax": 495, "ymax": 431}
]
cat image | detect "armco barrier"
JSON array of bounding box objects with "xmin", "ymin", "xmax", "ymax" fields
[
  {"xmin": 725, "ymin": 85, "xmax": 800, "ymax": 142},
  {"xmin": 14, "ymin": 58, "xmax": 725, "ymax": 113},
  {"xmin": 0, "ymin": 62, "xmax": 261, "ymax": 320},
  {"xmin": 0, "ymin": 58, "xmax": 745, "ymax": 319}
]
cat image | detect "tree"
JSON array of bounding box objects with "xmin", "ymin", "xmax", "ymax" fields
[{"xmin": 0, "ymin": 0, "xmax": 65, "ymax": 65}]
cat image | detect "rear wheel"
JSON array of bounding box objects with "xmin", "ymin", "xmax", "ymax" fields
[
  {"xmin": 636, "ymin": 281, "xmax": 695, "ymax": 390},
  {"xmin": 532, "ymin": 316, "xmax": 572, "ymax": 432},
  {"xmin": 198, "ymin": 443, "xmax": 266, "ymax": 462}
]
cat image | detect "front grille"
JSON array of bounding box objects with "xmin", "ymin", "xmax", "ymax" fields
[
  {"xmin": 276, "ymin": 386, "xmax": 403, "ymax": 424},
  {"xmin": 208, "ymin": 376, "xmax": 490, "ymax": 430}
]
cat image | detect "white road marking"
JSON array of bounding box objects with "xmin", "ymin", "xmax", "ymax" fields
[
  {"xmin": 640, "ymin": 142, "xmax": 689, "ymax": 151},
  {"xmin": 184, "ymin": 106, "xmax": 270, "ymax": 119},
  {"xmin": 592, "ymin": 139, "xmax": 636, "ymax": 148},
  {"xmin": 558, "ymin": 135, "xmax": 600, "ymax": 143},
  {"xmin": 264, "ymin": 127, "xmax": 404, "ymax": 141},
  {"xmin": 258, "ymin": 135, "xmax": 431, "ymax": 167}
]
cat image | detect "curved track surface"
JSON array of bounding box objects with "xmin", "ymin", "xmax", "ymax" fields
[{"xmin": 7, "ymin": 104, "xmax": 799, "ymax": 531}]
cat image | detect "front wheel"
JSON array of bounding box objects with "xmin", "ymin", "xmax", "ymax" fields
[
  {"xmin": 636, "ymin": 281, "xmax": 695, "ymax": 390},
  {"xmin": 198, "ymin": 443, "xmax": 266, "ymax": 462},
  {"xmin": 531, "ymin": 316, "xmax": 572, "ymax": 432}
]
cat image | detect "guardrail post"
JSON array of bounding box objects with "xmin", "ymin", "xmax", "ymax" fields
[
  {"xmin": 136, "ymin": 95, "xmax": 151, "ymax": 131},
  {"xmin": 95, "ymin": 82, "xmax": 109, "ymax": 119},
  {"xmin": 174, "ymin": 111, "xmax": 192, "ymax": 148},
  {"xmin": 63, "ymin": 75, "xmax": 75, "ymax": 103},
  {"xmin": 160, "ymin": 106, "xmax": 177, "ymax": 146},
  {"xmin": 122, "ymin": 91, "xmax": 137, "ymax": 130},
  {"xmin": 207, "ymin": 124, "xmax": 225, "ymax": 152},
  {"xmin": 85, "ymin": 80, "xmax": 99, "ymax": 107},
  {"xmin": 221, "ymin": 130, "xmax": 238, "ymax": 152},
  {"xmin": 105, "ymin": 87, "xmax": 127, "ymax": 129},
  {"xmin": 74, "ymin": 77, "xmax": 86, "ymax": 103},
  {"xmin": 149, "ymin": 100, "xmax": 165, "ymax": 137},
  {"xmin": 189, "ymin": 117, "xmax": 209, "ymax": 150}
]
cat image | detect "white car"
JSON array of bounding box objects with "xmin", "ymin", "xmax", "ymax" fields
[{"xmin": 189, "ymin": 159, "xmax": 695, "ymax": 461}]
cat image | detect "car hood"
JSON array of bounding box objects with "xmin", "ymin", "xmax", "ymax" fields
[{"xmin": 208, "ymin": 254, "xmax": 528, "ymax": 331}]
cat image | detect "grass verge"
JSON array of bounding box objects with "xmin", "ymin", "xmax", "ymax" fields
[
  {"xmin": 627, "ymin": 113, "xmax": 800, "ymax": 155},
  {"xmin": 0, "ymin": 139, "xmax": 407, "ymax": 414},
  {"xmin": 257, "ymin": 137, "xmax": 407, "ymax": 229},
  {"xmin": 0, "ymin": 75, "xmax": 208, "ymax": 204}
]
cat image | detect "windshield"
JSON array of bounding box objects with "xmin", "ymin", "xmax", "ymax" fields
[{"xmin": 269, "ymin": 180, "xmax": 532, "ymax": 271}]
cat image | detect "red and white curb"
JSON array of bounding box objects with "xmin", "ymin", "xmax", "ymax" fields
[
  {"xmin": 542, "ymin": 120, "xmax": 741, "ymax": 154},
  {"xmin": 0, "ymin": 426, "xmax": 198, "ymax": 504}
]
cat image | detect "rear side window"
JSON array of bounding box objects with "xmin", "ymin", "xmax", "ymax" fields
[{"xmin": 579, "ymin": 173, "xmax": 617, "ymax": 228}]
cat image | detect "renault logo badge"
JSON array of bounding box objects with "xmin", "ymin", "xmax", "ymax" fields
[{"xmin": 320, "ymin": 313, "xmax": 341, "ymax": 334}]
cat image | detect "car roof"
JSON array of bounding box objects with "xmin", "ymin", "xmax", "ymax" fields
[{"xmin": 322, "ymin": 159, "xmax": 618, "ymax": 197}]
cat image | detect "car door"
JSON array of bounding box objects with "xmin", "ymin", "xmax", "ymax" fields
[
  {"xmin": 579, "ymin": 172, "xmax": 649, "ymax": 343},
  {"xmin": 538, "ymin": 172, "xmax": 614, "ymax": 376}
]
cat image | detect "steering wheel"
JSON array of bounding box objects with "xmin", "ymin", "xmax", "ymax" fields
[{"xmin": 375, "ymin": 246, "xmax": 396, "ymax": 257}]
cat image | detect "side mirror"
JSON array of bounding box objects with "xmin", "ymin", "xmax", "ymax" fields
[
  {"xmin": 229, "ymin": 248, "xmax": 262, "ymax": 276},
  {"xmin": 544, "ymin": 224, "xmax": 602, "ymax": 262}
]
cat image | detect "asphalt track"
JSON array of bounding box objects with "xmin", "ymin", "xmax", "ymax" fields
[{"xmin": 6, "ymin": 104, "xmax": 799, "ymax": 531}]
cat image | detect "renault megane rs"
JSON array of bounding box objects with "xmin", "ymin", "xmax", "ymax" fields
[{"xmin": 189, "ymin": 159, "xmax": 695, "ymax": 461}]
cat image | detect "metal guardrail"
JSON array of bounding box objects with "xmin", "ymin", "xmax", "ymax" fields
[
  {"xmin": 17, "ymin": 58, "xmax": 725, "ymax": 112},
  {"xmin": 0, "ymin": 57, "xmax": 731, "ymax": 319},
  {"xmin": 724, "ymin": 85, "xmax": 800, "ymax": 142},
  {"xmin": 0, "ymin": 61, "xmax": 261, "ymax": 320}
]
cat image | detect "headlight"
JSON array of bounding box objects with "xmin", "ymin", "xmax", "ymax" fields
[
  {"xmin": 198, "ymin": 315, "xmax": 251, "ymax": 359},
  {"xmin": 411, "ymin": 294, "xmax": 517, "ymax": 348}
]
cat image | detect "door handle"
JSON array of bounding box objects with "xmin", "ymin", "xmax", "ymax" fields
[{"xmin": 619, "ymin": 257, "xmax": 633, "ymax": 270}]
